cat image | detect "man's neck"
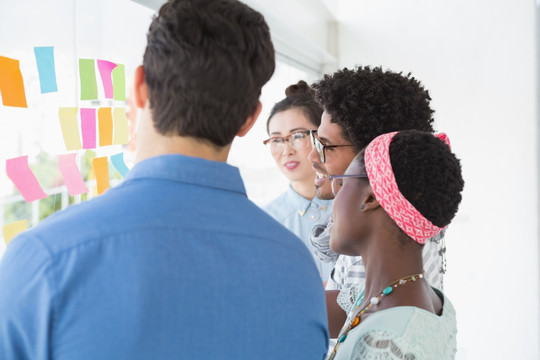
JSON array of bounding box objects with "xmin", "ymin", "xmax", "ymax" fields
[{"xmin": 135, "ymin": 108, "xmax": 231, "ymax": 163}]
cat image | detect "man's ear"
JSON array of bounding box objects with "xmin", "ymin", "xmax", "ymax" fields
[
  {"xmin": 134, "ymin": 65, "xmax": 148, "ymax": 109},
  {"xmin": 237, "ymin": 101, "xmax": 262, "ymax": 137}
]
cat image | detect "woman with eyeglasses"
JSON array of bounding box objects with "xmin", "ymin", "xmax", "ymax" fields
[
  {"xmin": 326, "ymin": 130, "xmax": 463, "ymax": 360},
  {"xmin": 263, "ymin": 81, "xmax": 333, "ymax": 283}
]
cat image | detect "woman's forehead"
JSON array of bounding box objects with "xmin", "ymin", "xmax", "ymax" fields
[{"xmin": 345, "ymin": 153, "xmax": 367, "ymax": 176}]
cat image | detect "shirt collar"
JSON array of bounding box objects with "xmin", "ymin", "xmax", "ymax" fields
[
  {"xmin": 286, "ymin": 184, "xmax": 331, "ymax": 216},
  {"xmin": 125, "ymin": 154, "xmax": 246, "ymax": 195}
]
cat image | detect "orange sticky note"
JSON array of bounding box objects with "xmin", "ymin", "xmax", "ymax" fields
[
  {"xmin": 98, "ymin": 107, "xmax": 113, "ymax": 146},
  {"xmin": 0, "ymin": 56, "xmax": 28, "ymax": 108},
  {"xmin": 93, "ymin": 157, "xmax": 109, "ymax": 195},
  {"xmin": 113, "ymin": 107, "xmax": 128, "ymax": 145},
  {"xmin": 3, "ymin": 220, "xmax": 27, "ymax": 246}
]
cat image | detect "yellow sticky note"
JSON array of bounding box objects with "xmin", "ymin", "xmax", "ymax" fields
[
  {"xmin": 59, "ymin": 107, "xmax": 82, "ymax": 150},
  {"xmin": 113, "ymin": 107, "xmax": 128, "ymax": 145},
  {"xmin": 3, "ymin": 220, "xmax": 27, "ymax": 245}
]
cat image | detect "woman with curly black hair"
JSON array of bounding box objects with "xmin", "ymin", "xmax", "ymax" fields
[
  {"xmin": 307, "ymin": 66, "xmax": 447, "ymax": 337},
  {"xmin": 326, "ymin": 130, "xmax": 464, "ymax": 360}
]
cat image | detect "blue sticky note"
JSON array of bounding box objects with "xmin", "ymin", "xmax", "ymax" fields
[
  {"xmin": 34, "ymin": 47, "xmax": 58, "ymax": 93},
  {"xmin": 110, "ymin": 152, "xmax": 130, "ymax": 178}
]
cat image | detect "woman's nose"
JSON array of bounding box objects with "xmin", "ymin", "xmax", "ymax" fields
[{"xmin": 281, "ymin": 140, "xmax": 295, "ymax": 155}]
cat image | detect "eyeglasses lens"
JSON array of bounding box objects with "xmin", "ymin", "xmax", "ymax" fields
[
  {"xmin": 315, "ymin": 138, "xmax": 325, "ymax": 163},
  {"xmin": 267, "ymin": 132, "xmax": 309, "ymax": 154},
  {"xmin": 331, "ymin": 178, "xmax": 342, "ymax": 196},
  {"xmin": 309, "ymin": 131, "xmax": 325, "ymax": 163}
]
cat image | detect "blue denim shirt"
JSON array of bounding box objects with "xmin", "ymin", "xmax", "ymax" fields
[
  {"xmin": 0, "ymin": 154, "xmax": 329, "ymax": 360},
  {"xmin": 264, "ymin": 185, "xmax": 334, "ymax": 282}
]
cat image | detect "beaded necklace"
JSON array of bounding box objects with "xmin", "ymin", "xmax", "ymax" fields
[{"xmin": 326, "ymin": 270, "xmax": 425, "ymax": 360}]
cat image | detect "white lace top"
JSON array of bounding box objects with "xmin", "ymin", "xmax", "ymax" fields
[{"xmin": 332, "ymin": 289, "xmax": 457, "ymax": 360}]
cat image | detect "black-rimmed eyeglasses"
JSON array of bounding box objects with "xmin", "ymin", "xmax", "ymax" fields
[
  {"xmin": 328, "ymin": 174, "xmax": 368, "ymax": 196},
  {"xmin": 310, "ymin": 130, "xmax": 355, "ymax": 163}
]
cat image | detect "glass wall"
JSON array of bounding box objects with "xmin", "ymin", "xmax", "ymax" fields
[{"xmin": 0, "ymin": 0, "xmax": 321, "ymax": 257}]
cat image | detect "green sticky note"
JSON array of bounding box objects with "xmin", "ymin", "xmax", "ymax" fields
[
  {"xmin": 79, "ymin": 59, "xmax": 97, "ymax": 100},
  {"xmin": 112, "ymin": 64, "xmax": 126, "ymax": 101}
]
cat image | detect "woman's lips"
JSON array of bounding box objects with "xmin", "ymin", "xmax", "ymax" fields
[{"xmin": 283, "ymin": 161, "xmax": 299, "ymax": 170}]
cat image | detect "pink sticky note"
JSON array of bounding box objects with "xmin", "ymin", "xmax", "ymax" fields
[
  {"xmin": 97, "ymin": 60, "xmax": 118, "ymax": 99},
  {"xmin": 58, "ymin": 154, "xmax": 89, "ymax": 196},
  {"xmin": 81, "ymin": 108, "xmax": 96, "ymax": 149},
  {"xmin": 6, "ymin": 156, "xmax": 47, "ymax": 202}
]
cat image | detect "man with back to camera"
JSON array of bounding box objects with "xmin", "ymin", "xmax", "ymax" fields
[
  {"xmin": 0, "ymin": 1, "xmax": 329, "ymax": 359},
  {"xmin": 307, "ymin": 66, "xmax": 446, "ymax": 337}
]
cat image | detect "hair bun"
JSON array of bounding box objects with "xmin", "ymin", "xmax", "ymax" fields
[{"xmin": 285, "ymin": 80, "xmax": 313, "ymax": 97}]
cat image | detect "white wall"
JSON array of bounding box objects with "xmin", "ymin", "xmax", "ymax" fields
[{"xmin": 330, "ymin": 0, "xmax": 539, "ymax": 358}]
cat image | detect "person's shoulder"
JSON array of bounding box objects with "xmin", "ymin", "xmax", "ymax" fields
[
  {"xmin": 342, "ymin": 302, "xmax": 456, "ymax": 360},
  {"xmin": 13, "ymin": 188, "xmax": 126, "ymax": 256},
  {"xmin": 435, "ymin": 289, "xmax": 456, "ymax": 322},
  {"xmin": 262, "ymin": 191, "xmax": 296, "ymax": 221}
]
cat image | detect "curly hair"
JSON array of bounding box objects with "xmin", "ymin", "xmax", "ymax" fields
[
  {"xmin": 266, "ymin": 80, "xmax": 322, "ymax": 133},
  {"xmin": 143, "ymin": 0, "xmax": 275, "ymax": 146},
  {"xmin": 389, "ymin": 130, "xmax": 464, "ymax": 227},
  {"xmin": 312, "ymin": 66, "xmax": 434, "ymax": 151}
]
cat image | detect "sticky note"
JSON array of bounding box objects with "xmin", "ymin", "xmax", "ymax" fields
[
  {"xmin": 0, "ymin": 56, "xmax": 27, "ymax": 108},
  {"xmin": 59, "ymin": 107, "xmax": 82, "ymax": 150},
  {"xmin": 6, "ymin": 156, "xmax": 47, "ymax": 202},
  {"xmin": 3, "ymin": 220, "xmax": 27, "ymax": 246},
  {"xmin": 97, "ymin": 60, "xmax": 117, "ymax": 99},
  {"xmin": 81, "ymin": 108, "xmax": 96, "ymax": 149},
  {"xmin": 98, "ymin": 107, "xmax": 113, "ymax": 146},
  {"xmin": 113, "ymin": 107, "xmax": 128, "ymax": 145},
  {"xmin": 79, "ymin": 58, "xmax": 97, "ymax": 100},
  {"xmin": 34, "ymin": 46, "xmax": 58, "ymax": 93},
  {"xmin": 58, "ymin": 153, "xmax": 89, "ymax": 196},
  {"xmin": 93, "ymin": 157, "xmax": 110, "ymax": 195},
  {"xmin": 112, "ymin": 63, "xmax": 126, "ymax": 101},
  {"xmin": 110, "ymin": 153, "xmax": 130, "ymax": 178}
]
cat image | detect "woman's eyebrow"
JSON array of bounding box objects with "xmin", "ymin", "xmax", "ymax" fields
[
  {"xmin": 270, "ymin": 127, "xmax": 309, "ymax": 136},
  {"xmin": 289, "ymin": 127, "xmax": 309, "ymax": 132}
]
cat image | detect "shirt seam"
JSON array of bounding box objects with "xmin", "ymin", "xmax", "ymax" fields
[{"xmin": 41, "ymin": 225, "xmax": 313, "ymax": 262}]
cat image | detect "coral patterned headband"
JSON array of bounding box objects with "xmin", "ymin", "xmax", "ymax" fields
[{"xmin": 364, "ymin": 131, "xmax": 451, "ymax": 244}]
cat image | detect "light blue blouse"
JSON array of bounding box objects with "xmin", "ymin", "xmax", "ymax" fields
[
  {"xmin": 264, "ymin": 185, "xmax": 334, "ymax": 281},
  {"xmin": 332, "ymin": 288, "xmax": 457, "ymax": 360}
]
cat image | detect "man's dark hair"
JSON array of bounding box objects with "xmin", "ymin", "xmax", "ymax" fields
[
  {"xmin": 143, "ymin": 0, "xmax": 275, "ymax": 146},
  {"xmin": 266, "ymin": 81, "xmax": 323, "ymax": 133},
  {"xmin": 312, "ymin": 66, "xmax": 434, "ymax": 151},
  {"xmin": 390, "ymin": 130, "xmax": 464, "ymax": 228}
]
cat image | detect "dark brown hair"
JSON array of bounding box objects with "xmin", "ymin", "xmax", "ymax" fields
[
  {"xmin": 143, "ymin": 0, "xmax": 275, "ymax": 146},
  {"xmin": 266, "ymin": 80, "xmax": 322, "ymax": 133}
]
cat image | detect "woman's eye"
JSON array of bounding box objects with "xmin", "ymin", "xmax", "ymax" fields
[
  {"xmin": 270, "ymin": 138, "xmax": 284, "ymax": 144},
  {"xmin": 292, "ymin": 133, "xmax": 306, "ymax": 140}
]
